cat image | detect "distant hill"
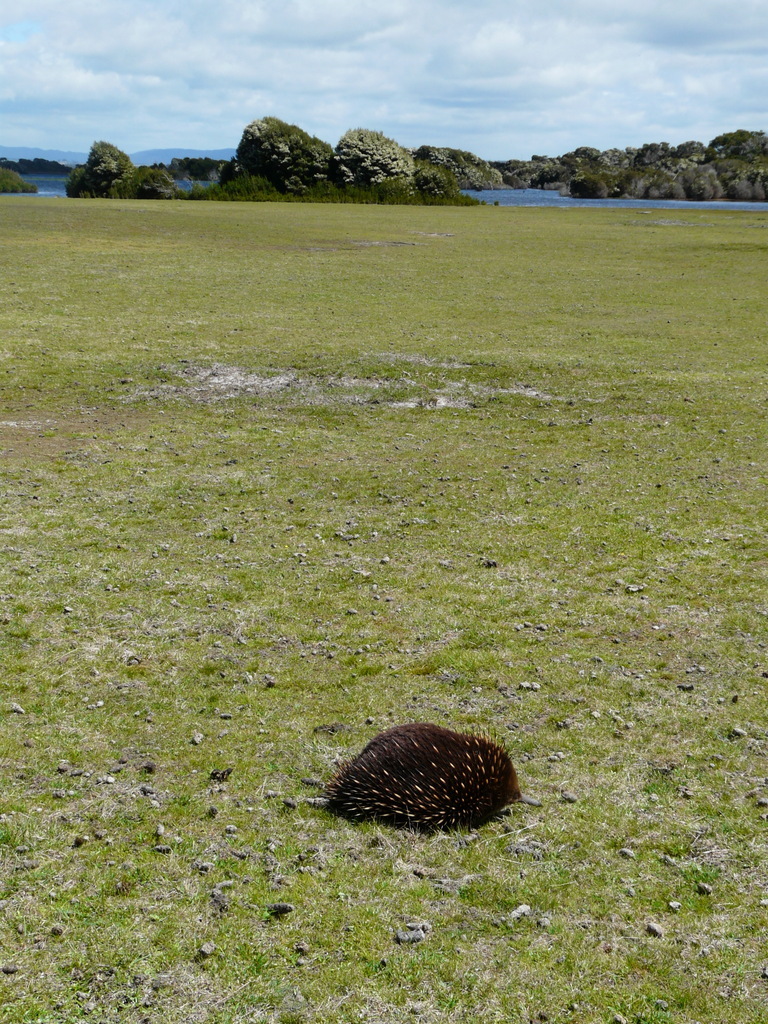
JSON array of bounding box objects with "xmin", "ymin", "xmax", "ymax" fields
[
  {"xmin": 130, "ymin": 148, "xmax": 235, "ymax": 165},
  {"xmin": 0, "ymin": 146, "xmax": 87, "ymax": 165},
  {"xmin": 0, "ymin": 146, "xmax": 236, "ymax": 166}
]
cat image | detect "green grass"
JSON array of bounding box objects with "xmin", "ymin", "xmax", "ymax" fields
[{"xmin": 1, "ymin": 196, "xmax": 767, "ymax": 1023}]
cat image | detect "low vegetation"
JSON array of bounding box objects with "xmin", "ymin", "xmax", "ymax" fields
[
  {"xmin": 0, "ymin": 167, "xmax": 37, "ymax": 193},
  {"xmin": 1, "ymin": 197, "xmax": 767, "ymax": 1024}
]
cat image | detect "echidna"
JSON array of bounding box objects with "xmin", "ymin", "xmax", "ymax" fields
[{"xmin": 325, "ymin": 722, "xmax": 534, "ymax": 831}]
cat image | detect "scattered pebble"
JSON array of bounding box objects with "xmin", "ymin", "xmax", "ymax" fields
[
  {"xmin": 509, "ymin": 904, "xmax": 532, "ymax": 921},
  {"xmin": 9, "ymin": 703, "xmax": 25, "ymax": 715},
  {"xmin": 730, "ymin": 728, "xmax": 748, "ymax": 740},
  {"xmin": 697, "ymin": 882, "xmax": 713, "ymax": 895},
  {"xmin": 1, "ymin": 964, "xmax": 20, "ymax": 975},
  {"xmin": 154, "ymin": 845, "xmax": 172, "ymax": 854},
  {"xmin": 197, "ymin": 942, "xmax": 216, "ymax": 959},
  {"xmin": 191, "ymin": 733, "xmax": 204, "ymax": 745},
  {"xmin": 669, "ymin": 901, "xmax": 682, "ymax": 912},
  {"xmin": 646, "ymin": 922, "xmax": 664, "ymax": 937},
  {"xmin": 561, "ymin": 791, "xmax": 578, "ymax": 803},
  {"xmin": 619, "ymin": 848, "xmax": 636, "ymax": 859},
  {"xmin": 282, "ymin": 798, "xmax": 298, "ymax": 809}
]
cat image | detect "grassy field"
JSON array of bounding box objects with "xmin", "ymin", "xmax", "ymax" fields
[{"xmin": 1, "ymin": 196, "xmax": 767, "ymax": 1024}]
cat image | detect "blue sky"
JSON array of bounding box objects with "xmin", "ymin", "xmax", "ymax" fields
[{"xmin": 2, "ymin": 0, "xmax": 766, "ymax": 159}]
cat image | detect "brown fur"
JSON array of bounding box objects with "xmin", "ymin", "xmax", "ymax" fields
[{"xmin": 325, "ymin": 722, "xmax": 523, "ymax": 831}]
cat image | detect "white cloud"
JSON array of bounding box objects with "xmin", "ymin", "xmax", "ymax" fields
[{"xmin": 1, "ymin": 0, "xmax": 766, "ymax": 158}]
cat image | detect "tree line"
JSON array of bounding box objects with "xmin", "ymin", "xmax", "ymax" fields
[
  {"xmin": 64, "ymin": 119, "xmax": 497, "ymax": 205},
  {"xmin": 58, "ymin": 123, "xmax": 768, "ymax": 204},
  {"xmin": 493, "ymin": 130, "xmax": 768, "ymax": 201}
]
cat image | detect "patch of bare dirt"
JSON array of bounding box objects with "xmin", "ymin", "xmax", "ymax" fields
[{"xmin": 126, "ymin": 363, "xmax": 554, "ymax": 409}]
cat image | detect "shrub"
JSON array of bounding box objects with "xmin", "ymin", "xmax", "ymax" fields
[
  {"xmin": 0, "ymin": 168, "xmax": 37, "ymax": 193},
  {"xmin": 335, "ymin": 128, "xmax": 414, "ymax": 188},
  {"xmin": 413, "ymin": 160, "xmax": 462, "ymax": 199},
  {"xmin": 66, "ymin": 141, "xmax": 135, "ymax": 198},
  {"xmin": 414, "ymin": 145, "xmax": 503, "ymax": 190},
  {"xmin": 236, "ymin": 117, "xmax": 334, "ymax": 193},
  {"xmin": 132, "ymin": 166, "xmax": 177, "ymax": 199}
]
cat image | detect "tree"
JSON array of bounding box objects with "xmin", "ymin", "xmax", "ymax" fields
[
  {"xmin": 236, "ymin": 117, "xmax": 334, "ymax": 193},
  {"xmin": 707, "ymin": 130, "xmax": 768, "ymax": 160},
  {"xmin": 66, "ymin": 141, "xmax": 135, "ymax": 197},
  {"xmin": 335, "ymin": 128, "xmax": 414, "ymax": 188}
]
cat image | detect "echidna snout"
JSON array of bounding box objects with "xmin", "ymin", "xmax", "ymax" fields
[{"xmin": 325, "ymin": 723, "xmax": 527, "ymax": 831}]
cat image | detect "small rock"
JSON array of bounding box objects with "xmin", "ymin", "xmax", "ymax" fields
[
  {"xmin": 730, "ymin": 728, "xmax": 748, "ymax": 739},
  {"xmin": 761, "ymin": 965, "xmax": 768, "ymax": 980},
  {"xmin": 50, "ymin": 924, "xmax": 64, "ymax": 936},
  {"xmin": 194, "ymin": 861, "xmax": 215, "ymax": 874},
  {"xmin": 191, "ymin": 732, "xmax": 204, "ymax": 745},
  {"xmin": 282, "ymin": 798, "xmax": 298, "ymax": 809},
  {"xmin": 9, "ymin": 703, "xmax": 25, "ymax": 715},
  {"xmin": 646, "ymin": 922, "xmax": 664, "ymax": 937},
  {"xmin": 210, "ymin": 890, "xmax": 229, "ymax": 914},
  {"xmin": 266, "ymin": 903, "xmax": 294, "ymax": 917},
  {"xmin": 154, "ymin": 844, "xmax": 172, "ymax": 854},
  {"xmin": 395, "ymin": 927, "xmax": 425, "ymax": 944},
  {"xmin": 613, "ymin": 1015, "xmax": 628, "ymax": 1024},
  {"xmin": 509, "ymin": 904, "xmax": 532, "ymax": 921},
  {"xmin": 197, "ymin": 942, "xmax": 216, "ymax": 959},
  {"xmin": 561, "ymin": 791, "xmax": 578, "ymax": 803},
  {"xmin": 151, "ymin": 974, "xmax": 173, "ymax": 990},
  {"xmin": 655, "ymin": 1000, "xmax": 669, "ymax": 1010},
  {"xmin": 669, "ymin": 901, "xmax": 682, "ymax": 912},
  {"xmin": 697, "ymin": 882, "xmax": 713, "ymax": 895},
  {"xmin": 1, "ymin": 964, "xmax": 20, "ymax": 975}
]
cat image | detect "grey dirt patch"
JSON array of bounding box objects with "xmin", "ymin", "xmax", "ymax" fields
[{"xmin": 127, "ymin": 362, "xmax": 553, "ymax": 408}]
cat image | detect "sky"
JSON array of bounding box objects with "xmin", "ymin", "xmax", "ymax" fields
[{"xmin": 1, "ymin": 0, "xmax": 767, "ymax": 160}]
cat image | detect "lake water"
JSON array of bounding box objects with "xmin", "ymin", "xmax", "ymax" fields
[
  {"xmin": 5, "ymin": 177, "xmax": 768, "ymax": 213},
  {"xmin": 466, "ymin": 188, "xmax": 768, "ymax": 212}
]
